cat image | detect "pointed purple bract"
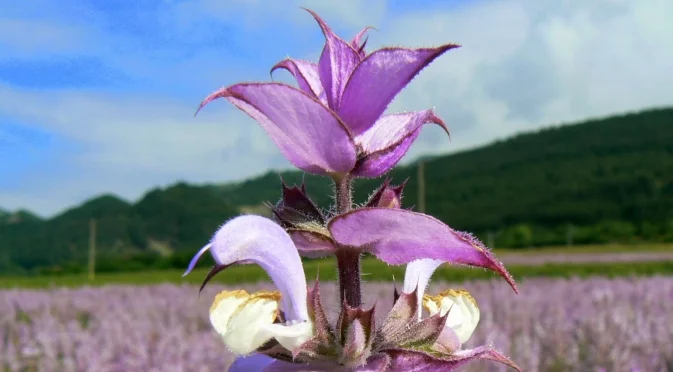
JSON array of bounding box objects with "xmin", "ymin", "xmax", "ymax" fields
[
  {"xmin": 305, "ymin": 9, "xmax": 361, "ymax": 111},
  {"xmin": 353, "ymin": 110, "xmax": 448, "ymax": 178},
  {"xmin": 197, "ymin": 83, "xmax": 356, "ymax": 176},
  {"xmin": 271, "ymin": 59, "xmax": 325, "ymax": 102},
  {"xmin": 365, "ymin": 178, "xmax": 407, "ymax": 209},
  {"xmin": 273, "ymin": 181, "xmax": 325, "ymax": 227},
  {"xmin": 338, "ymin": 46, "xmax": 459, "ymax": 136},
  {"xmin": 350, "ymin": 26, "xmax": 374, "ymax": 58},
  {"xmin": 328, "ymin": 208, "xmax": 517, "ymax": 292}
]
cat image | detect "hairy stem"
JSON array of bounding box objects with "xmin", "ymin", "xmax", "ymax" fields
[
  {"xmin": 334, "ymin": 174, "xmax": 361, "ymax": 307},
  {"xmin": 334, "ymin": 174, "xmax": 353, "ymax": 214},
  {"xmin": 336, "ymin": 249, "xmax": 362, "ymax": 308}
]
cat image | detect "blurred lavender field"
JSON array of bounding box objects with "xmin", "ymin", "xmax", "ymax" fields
[{"xmin": 2, "ymin": 277, "xmax": 671, "ymax": 372}]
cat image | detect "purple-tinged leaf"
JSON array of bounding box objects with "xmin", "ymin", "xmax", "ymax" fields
[
  {"xmin": 328, "ymin": 208, "xmax": 517, "ymax": 292},
  {"xmin": 271, "ymin": 59, "xmax": 325, "ymax": 102},
  {"xmin": 338, "ymin": 45, "xmax": 459, "ymax": 136},
  {"xmin": 352, "ymin": 110, "xmax": 448, "ymax": 178},
  {"xmin": 197, "ymin": 82, "xmax": 356, "ymax": 176},
  {"xmin": 432, "ymin": 327, "xmax": 461, "ymax": 355},
  {"xmin": 386, "ymin": 346, "xmax": 522, "ymax": 371},
  {"xmin": 365, "ymin": 178, "xmax": 407, "ymax": 208},
  {"xmin": 293, "ymin": 281, "xmax": 337, "ymax": 361},
  {"xmin": 342, "ymin": 319, "xmax": 368, "ymax": 366},
  {"xmin": 337, "ymin": 304, "xmax": 376, "ymax": 353},
  {"xmin": 304, "ymin": 8, "xmax": 360, "ymax": 110},
  {"xmin": 350, "ymin": 26, "xmax": 374, "ymax": 58},
  {"xmin": 307, "ymin": 280, "xmax": 334, "ymax": 344},
  {"xmin": 364, "ymin": 178, "xmax": 392, "ymax": 208},
  {"xmin": 378, "ymin": 290, "xmax": 418, "ymax": 347},
  {"xmin": 397, "ymin": 314, "xmax": 447, "ymax": 349},
  {"xmin": 377, "ymin": 290, "xmax": 447, "ymax": 351},
  {"xmin": 273, "ymin": 181, "xmax": 325, "ymax": 227}
]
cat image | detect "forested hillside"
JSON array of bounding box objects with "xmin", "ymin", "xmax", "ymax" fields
[{"xmin": 1, "ymin": 107, "xmax": 672, "ymax": 274}]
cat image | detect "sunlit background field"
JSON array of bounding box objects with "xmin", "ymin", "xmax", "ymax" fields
[{"xmin": 2, "ymin": 0, "xmax": 673, "ymax": 371}]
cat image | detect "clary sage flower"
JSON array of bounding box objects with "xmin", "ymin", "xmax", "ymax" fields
[{"xmin": 185, "ymin": 8, "xmax": 521, "ymax": 372}]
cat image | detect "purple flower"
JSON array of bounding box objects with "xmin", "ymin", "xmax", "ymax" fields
[{"xmin": 197, "ymin": 9, "xmax": 457, "ymax": 178}]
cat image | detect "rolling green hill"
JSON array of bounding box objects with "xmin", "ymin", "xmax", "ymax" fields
[{"xmin": 1, "ymin": 107, "xmax": 672, "ymax": 274}]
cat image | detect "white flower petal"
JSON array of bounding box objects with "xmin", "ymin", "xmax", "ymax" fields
[
  {"xmin": 423, "ymin": 289, "xmax": 480, "ymax": 344},
  {"xmin": 402, "ymin": 259, "xmax": 443, "ymax": 319},
  {"xmin": 209, "ymin": 290, "xmax": 250, "ymax": 337},
  {"xmin": 209, "ymin": 289, "xmax": 316, "ymax": 356},
  {"xmin": 223, "ymin": 291, "xmax": 281, "ymax": 355}
]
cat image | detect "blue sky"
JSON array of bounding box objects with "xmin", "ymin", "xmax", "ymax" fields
[{"xmin": 1, "ymin": 0, "xmax": 672, "ymax": 217}]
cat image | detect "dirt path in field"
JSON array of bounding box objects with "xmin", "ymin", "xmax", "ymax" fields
[{"xmin": 499, "ymin": 251, "xmax": 673, "ymax": 265}]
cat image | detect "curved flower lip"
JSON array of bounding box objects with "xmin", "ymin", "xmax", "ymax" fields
[
  {"xmin": 182, "ymin": 215, "xmax": 310, "ymax": 321},
  {"xmin": 328, "ymin": 208, "xmax": 518, "ymax": 293}
]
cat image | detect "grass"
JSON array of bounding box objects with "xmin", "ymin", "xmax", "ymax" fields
[{"xmin": 2, "ymin": 256, "xmax": 672, "ymax": 289}]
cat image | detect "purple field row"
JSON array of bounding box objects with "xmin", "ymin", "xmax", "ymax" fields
[
  {"xmin": 1, "ymin": 277, "xmax": 671, "ymax": 372},
  {"xmin": 499, "ymin": 251, "xmax": 673, "ymax": 265}
]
